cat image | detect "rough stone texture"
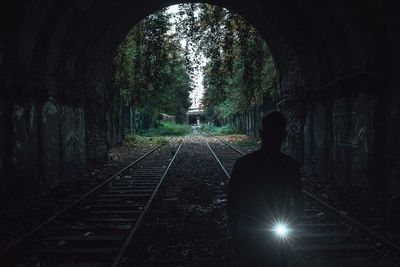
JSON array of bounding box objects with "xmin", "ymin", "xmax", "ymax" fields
[
  {"xmin": 332, "ymin": 92, "xmax": 376, "ymax": 187},
  {"xmin": 302, "ymin": 76, "xmax": 381, "ymax": 189},
  {"xmin": 1, "ymin": 98, "xmax": 86, "ymax": 197},
  {"xmin": 279, "ymin": 97, "xmax": 305, "ymax": 163},
  {"xmin": 312, "ymin": 99, "xmax": 329, "ymax": 174},
  {"xmin": 60, "ymin": 105, "xmax": 86, "ymax": 180},
  {"xmin": 0, "ymin": 99, "xmax": 4, "ymax": 193},
  {"xmin": 303, "ymin": 101, "xmax": 313, "ymax": 171},
  {"xmin": 12, "ymin": 102, "xmax": 40, "ymax": 193},
  {"xmin": 304, "ymin": 95, "xmax": 332, "ymax": 175},
  {"xmin": 42, "ymin": 99, "xmax": 61, "ymax": 190},
  {"xmin": 1, "ymin": 0, "xmax": 400, "ymax": 195},
  {"xmin": 385, "ymin": 96, "xmax": 400, "ymax": 192}
]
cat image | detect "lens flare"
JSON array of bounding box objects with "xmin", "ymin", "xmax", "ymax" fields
[{"xmin": 273, "ymin": 223, "xmax": 290, "ymax": 238}]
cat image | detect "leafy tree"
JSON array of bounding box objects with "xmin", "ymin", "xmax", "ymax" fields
[
  {"xmin": 113, "ymin": 4, "xmax": 277, "ymax": 127},
  {"xmin": 113, "ymin": 9, "xmax": 193, "ymax": 126},
  {"xmin": 174, "ymin": 4, "xmax": 277, "ymax": 121}
]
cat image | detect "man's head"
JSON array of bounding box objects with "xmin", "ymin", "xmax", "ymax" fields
[{"xmin": 260, "ymin": 111, "xmax": 287, "ymax": 150}]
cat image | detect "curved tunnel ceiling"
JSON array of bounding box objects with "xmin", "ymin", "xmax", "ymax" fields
[
  {"xmin": 3, "ymin": 0, "xmax": 399, "ymax": 104},
  {"xmin": 1, "ymin": 0, "xmax": 400, "ymax": 195}
]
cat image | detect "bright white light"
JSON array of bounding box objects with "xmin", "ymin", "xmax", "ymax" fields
[{"xmin": 273, "ymin": 223, "xmax": 289, "ymax": 238}]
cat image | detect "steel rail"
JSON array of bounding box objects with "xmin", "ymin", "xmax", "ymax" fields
[
  {"xmin": 0, "ymin": 144, "xmax": 162, "ymax": 258},
  {"xmin": 302, "ymin": 190, "xmax": 400, "ymax": 254},
  {"xmin": 200, "ymin": 130, "xmax": 245, "ymax": 156},
  {"xmin": 200, "ymin": 133, "xmax": 230, "ymax": 179},
  {"xmin": 111, "ymin": 139, "xmax": 184, "ymax": 267},
  {"xmin": 202, "ymin": 130, "xmax": 400, "ymax": 255}
]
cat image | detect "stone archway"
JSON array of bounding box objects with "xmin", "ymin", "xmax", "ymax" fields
[{"xmin": 2, "ymin": 0, "xmax": 399, "ymax": 194}]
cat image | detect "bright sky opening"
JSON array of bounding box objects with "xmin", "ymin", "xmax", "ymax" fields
[{"xmin": 166, "ymin": 4, "xmax": 206, "ymax": 110}]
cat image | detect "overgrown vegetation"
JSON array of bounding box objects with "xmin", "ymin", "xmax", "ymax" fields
[
  {"xmin": 113, "ymin": 4, "xmax": 277, "ymax": 130},
  {"xmin": 200, "ymin": 124, "xmax": 238, "ymax": 135},
  {"xmin": 113, "ymin": 10, "xmax": 193, "ymax": 125},
  {"xmin": 124, "ymin": 122, "xmax": 191, "ymax": 148},
  {"xmin": 175, "ymin": 4, "xmax": 277, "ymax": 122},
  {"xmin": 140, "ymin": 122, "xmax": 192, "ymax": 136}
]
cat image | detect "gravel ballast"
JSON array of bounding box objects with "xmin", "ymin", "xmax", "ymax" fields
[{"xmin": 122, "ymin": 135, "xmax": 238, "ymax": 266}]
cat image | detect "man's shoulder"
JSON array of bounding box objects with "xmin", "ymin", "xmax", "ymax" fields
[
  {"xmin": 235, "ymin": 150, "xmax": 262, "ymax": 165},
  {"xmin": 278, "ymin": 152, "xmax": 299, "ymax": 168},
  {"xmin": 234, "ymin": 150, "xmax": 299, "ymax": 168},
  {"xmin": 278, "ymin": 152, "xmax": 297, "ymax": 162}
]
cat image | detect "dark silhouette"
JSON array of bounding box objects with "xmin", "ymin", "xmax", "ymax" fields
[{"xmin": 227, "ymin": 111, "xmax": 304, "ymax": 266}]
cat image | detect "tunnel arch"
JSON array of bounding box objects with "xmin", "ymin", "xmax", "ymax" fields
[{"xmin": 2, "ymin": 0, "xmax": 400, "ymax": 195}]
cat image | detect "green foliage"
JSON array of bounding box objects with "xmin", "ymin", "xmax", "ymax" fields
[
  {"xmin": 114, "ymin": 4, "xmax": 277, "ymax": 128},
  {"xmin": 124, "ymin": 122, "xmax": 191, "ymax": 147},
  {"xmin": 140, "ymin": 122, "xmax": 192, "ymax": 136},
  {"xmin": 113, "ymin": 9, "xmax": 193, "ymax": 125},
  {"xmin": 201, "ymin": 124, "xmax": 238, "ymax": 135},
  {"xmin": 175, "ymin": 4, "xmax": 277, "ymax": 121}
]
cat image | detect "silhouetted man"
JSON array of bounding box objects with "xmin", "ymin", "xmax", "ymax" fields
[{"xmin": 227, "ymin": 111, "xmax": 303, "ymax": 266}]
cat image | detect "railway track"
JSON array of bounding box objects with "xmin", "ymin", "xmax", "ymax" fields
[
  {"xmin": 199, "ymin": 130, "xmax": 400, "ymax": 267},
  {"xmin": 1, "ymin": 139, "xmax": 184, "ymax": 267}
]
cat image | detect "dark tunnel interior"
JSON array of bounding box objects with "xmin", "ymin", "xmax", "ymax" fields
[{"xmin": 1, "ymin": 0, "xmax": 400, "ymax": 266}]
